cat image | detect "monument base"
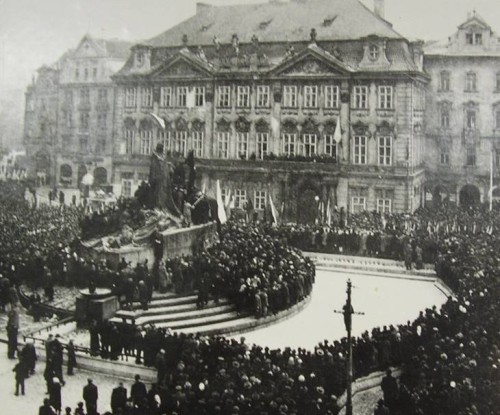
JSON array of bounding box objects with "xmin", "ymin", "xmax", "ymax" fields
[
  {"xmin": 75, "ymin": 288, "xmax": 119, "ymax": 325},
  {"xmin": 81, "ymin": 222, "xmax": 217, "ymax": 269}
]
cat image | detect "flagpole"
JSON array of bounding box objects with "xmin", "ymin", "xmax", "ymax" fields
[{"xmin": 490, "ymin": 147, "xmax": 494, "ymax": 212}]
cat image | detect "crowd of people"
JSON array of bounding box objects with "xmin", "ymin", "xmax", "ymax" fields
[{"xmin": 1, "ymin": 178, "xmax": 499, "ymax": 414}]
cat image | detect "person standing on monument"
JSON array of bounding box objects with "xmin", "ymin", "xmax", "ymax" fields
[{"xmin": 149, "ymin": 143, "xmax": 180, "ymax": 215}]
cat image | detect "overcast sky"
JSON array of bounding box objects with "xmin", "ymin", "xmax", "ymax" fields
[{"xmin": 0, "ymin": 0, "xmax": 499, "ymax": 93}]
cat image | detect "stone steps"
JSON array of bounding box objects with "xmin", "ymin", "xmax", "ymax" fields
[{"xmin": 154, "ymin": 310, "xmax": 243, "ymax": 330}]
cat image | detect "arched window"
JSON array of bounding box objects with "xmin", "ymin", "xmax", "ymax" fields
[{"xmin": 440, "ymin": 71, "xmax": 450, "ymax": 91}]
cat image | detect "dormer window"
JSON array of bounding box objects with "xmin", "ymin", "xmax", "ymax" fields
[
  {"xmin": 466, "ymin": 32, "xmax": 482, "ymax": 45},
  {"xmin": 136, "ymin": 53, "xmax": 144, "ymax": 67},
  {"xmin": 369, "ymin": 45, "xmax": 379, "ymax": 61}
]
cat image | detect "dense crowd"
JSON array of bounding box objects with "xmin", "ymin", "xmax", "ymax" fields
[{"xmin": 1, "ymin": 179, "xmax": 499, "ymax": 414}]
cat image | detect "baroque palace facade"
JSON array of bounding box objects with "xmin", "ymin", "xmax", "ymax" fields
[
  {"xmin": 424, "ymin": 12, "xmax": 500, "ymax": 207},
  {"xmin": 111, "ymin": 0, "xmax": 427, "ymax": 222},
  {"xmin": 24, "ymin": 35, "xmax": 131, "ymax": 187}
]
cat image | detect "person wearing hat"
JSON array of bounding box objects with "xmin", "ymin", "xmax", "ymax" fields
[
  {"xmin": 12, "ymin": 356, "xmax": 28, "ymax": 396},
  {"xmin": 83, "ymin": 378, "xmax": 98, "ymax": 415},
  {"xmin": 39, "ymin": 398, "xmax": 57, "ymax": 415},
  {"xmin": 381, "ymin": 369, "xmax": 398, "ymax": 413},
  {"xmin": 111, "ymin": 381, "xmax": 128, "ymax": 415},
  {"xmin": 49, "ymin": 377, "xmax": 62, "ymax": 415}
]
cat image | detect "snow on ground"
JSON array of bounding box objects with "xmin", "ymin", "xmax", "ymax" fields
[{"xmin": 233, "ymin": 269, "xmax": 448, "ymax": 350}]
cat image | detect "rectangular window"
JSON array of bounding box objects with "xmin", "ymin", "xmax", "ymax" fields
[
  {"xmin": 79, "ymin": 112, "xmax": 90, "ymax": 130},
  {"xmin": 160, "ymin": 87, "xmax": 173, "ymax": 107},
  {"xmin": 440, "ymin": 151, "xmax": 449, "ymax": 165},
  {"xmin": 96, "ymin": 138, "xmax": 106, "ymax": 153},
  {"xmin": 283, "ymin": 85, "xmax": 298, "ymax": 108},
  {"xmin": 378, "ymin": 136, "xmax": 392, "ymax": 166},
  {"xmin": 254, "ymin": 190, "xmax": 267, "ymax": 211},
  {"xmin": 122, "ymin": 179, "xmax": 132, "ymax": 197},
  {"xmin": 466, "ymin": 145, "xmax": 476, "ymax": 166},
  {"xmin": 175, "ymin": 131, "xmax": 188, "ymax": 156},
  {"xmin": 217, "ymin": 86, "xmax": 231, "ymax": 108},
  {"xmin": 125, "ymin": 130, "xmax": 135, "ymax": 154},
  {"xmin": 97, "ymin": 113, "xmax": 107, "ymax": 129},
  {"xmin": 324, "ymin": 135, "xmax": 338, "ymax": 159},
  {"xmin": 93, "ymin": 67, "xmax": 97, "ymax": 79},
  {"xmin": 378, "ymin": 86, "xmax": 393, "ymax": 109},
  {"xmin": 496, "ymin": 110, "xmax": 500, "ymax": 129},
  {"xmin": 465, "ymin": 73, "xmax": 477, "ymax": 92},
  {"xmin": 79, "ymin": 137, "xmax": 88, "ymax": 153},
  {"xmin": 353, "ymin": 86, "xmax": 368, "ymax": 109},
  {"xmin": 324, "ymin": 85, "xmax": 339, "ymax": 109},
  {"xmin": 474, "ymin": 33, "xmax": 482, "ymax": 45},
  {"xmin": 98, "ymin": 89, "xmax": 108, "ymax": 102},
  {"xmin": 496, "ymin": 73, "xmax": 500, "ymax": 91},
  {"xmin": 441, "ymin": 107, "xmax": 450, "ymax": 128},
  {"xmin": 282, "ymin": 133, "xmax": 297, "ymax": 156},
  {"xmin": 194, "ymin": 86, "xmax": 205, "ymax": 107},
  {"xmin": 80, "ymin": 89, "xmax": 90, "ymax": 103},
  {"xmin": 234, "ymin": 189, "xmax": 247, "ymax": 209},
  {"xmin": 440, "ymin": 72, "xmax": 450, "ymax": 91},
  {"xmin": 75, "ymin": 68, "xmax": 79, "ymax": 80},
  {"xmin": 177, "ymin": 87, "xmax": 188, "ymax": 107},
  {"xmin": 139, "ymin": 130, "xmax": 152, "ymax": 155},
  {"xmin": 256, "ymin": 85, "xmax": 270, "ymax": 107},
  {"xmin": 302, "ymin": 134, "xmax": 317, "ymax": 157},
  {"xmin": 376, "ymin": 198, "xmax": 392, "ymax": 213},
  {"xmin": 466, "ymin": 110, "xmax": 477, "ymax": 129},
  {"xmin": 351, "ymin": 196, "xmax": 366, "ymax": 213},
  {"xmin": 236, "ymin": 133, "xmax": 249, "ymax": 159},
  {"xmin": 237, "ymin": 86, "xmax": 250, "ymax": 108},
  {"xmin": 256, "ymin": 133, "xmax": 269, "ymax": 160},
  {"xmin": 303, "ymin": 86, "xmax": 318, "ymax": 108},
  {"xmin": 158, "ymin": 130, "xmax": 171, "ymax": 154},
  {"xmin": 353, "ymin": 135, "xmax": 367, "ymax": 164},
  {"xmin": 65, "ymin": 90, "xmax": 73, "ymax": 105},
  {"xmin": 192, "ymin": 131, "xmax": 204, "ymax": 157},
  {"xmin": 125, "ymin": 88, "xmax": 137, "ymax": 108},
  {"xmin": 217, "ymin": 132, "xmax": 229, "ymax": 158}
]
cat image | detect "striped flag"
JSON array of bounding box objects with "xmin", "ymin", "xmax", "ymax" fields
[
  {"xmin": 334, "ymin": 118, "xmax": 342, "ymax": 143},
  {"xmin": 326, "ymin": 198, "xmax": 332, "ymax": 226},
  {"xmin": 216, "ymin": 180, "xmax": 227, "ymax": 224},
  {"xmin": 149, "ymin": 113, "xmax": 166, "ymax": 129}
]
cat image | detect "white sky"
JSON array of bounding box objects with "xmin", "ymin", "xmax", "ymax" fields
[{"xmin": 0, "ymin": 0, "xmax": 499, "ymax": 92}]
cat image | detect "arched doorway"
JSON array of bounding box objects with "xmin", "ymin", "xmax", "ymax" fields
[
  {"xmin": 35, "ymin": 151, "xmax": 50, "ymax": 175},
  {"xmin": 59, "ymin": 164, "xmax": 73, "ymax": 186},
  {"xmin": 459, "ymin": 184, "xmax": 480, "ymax": 208},
  {"xmin": 77, "ymin": 165, "xmax": 87, "ymax": 186},
  {"xmin": 297, "ymin": 188, "xmax": 319, "ymax": 224},
  {"xmin": 94, "ymin": 167, "xmax": 107, "ymax": 186}
]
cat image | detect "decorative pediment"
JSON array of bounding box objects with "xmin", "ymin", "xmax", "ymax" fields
[
  {"xmin": 123, "ymin": 117, "xmax": 136, "ymax": 129},
  {"xmin": 324, "ymin": 119, "xmax": 339, "ymax": 134},
  {"xmin": 139, "ymin": 118, "xmax": 153, "ymax": 130},
  {"xmin": 216, "ymin": 118, "xmax": 231, "ymax": 132},
  {"xmin": 351, "ymin": 121, "xmax": 369, "ymax": 135},
  {"xmin": 175, "ymin": 118, "xmax": 188, "ymax": 131},
  {"xmin": 376, "ymin": 120, "xmax": 395, "ymax": 136},
  {"xmin": 192, "ymin": 119, "xmax": 205, "ymax": 132},
  {"xmin": 270, "ymin": 45, "xmax": 352, "ymax": 77},
  {"xmin": 302, "ymin": 118, "xmax": 319, "ymax": 133},
  {"xmin": 255, "ymin": 119, "xmax": 270, "ymax": 133},
  {"xmin": 282, "ymin": 119, "xmax": 298, "ymax": 133},
  {"xmin": 73, "ymin": 36, "xmax": 106, "ymax": 59},
  {"xmin": 235, "ymin": 116, "xmax": 250, "ymax": 132},
  {"xmin": 151, "ymin": 54, "xmax": 212, "ymax": 80}
]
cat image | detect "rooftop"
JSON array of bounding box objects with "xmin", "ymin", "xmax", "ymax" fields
[{"xmin": 147, "ymin": 0, "xmax": 403, "ymax": 48}]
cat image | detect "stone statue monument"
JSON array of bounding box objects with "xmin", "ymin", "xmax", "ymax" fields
[{"xmin": 149, "ymin": 143, "xmax": 180, "ymax": 216}]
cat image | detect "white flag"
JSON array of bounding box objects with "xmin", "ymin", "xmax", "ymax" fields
[
  {"xmin": 150, "ymin": 113, "xmax": 166, "ymax": 130},
  {"xmin": 216, "ymin": 180, "xmax": 227, "ymax": 224},
  {"xmin": 269, "ymin": 194, "xmax": 278, "ymax": 224},
  {"xmin": 334, "ymin": 119, "xmax": 342, "ymax": 143}
]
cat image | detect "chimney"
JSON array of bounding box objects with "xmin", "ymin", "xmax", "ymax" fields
[{"xmin": 374, "ymin": 0, "xmax": 385, "ymax": 19}]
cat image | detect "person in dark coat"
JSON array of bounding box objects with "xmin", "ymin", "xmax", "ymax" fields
[
  {"xmin": 373, "ymin": 399, "xmax": 390, "ymax": 415},
  {"xmin": 7, "ymin": 306, "xmax": 19, "ymax": 359},
  {"xmin": 49, "ymin": 377, "xmax": 62, "ymax": 414},
  {"xmin": 13, "ymin": 358, "xmax": 28, "ymax": 396},
  {"xmin": 66, "ymin": 340, "xmax": 77, "ymax": 375},
  {"xmin": 131, "ymin": 374, "xmax": 147, "ymax": 410},
  {"xmin": 21, "ymin": 340, "xmax": 37, "ymax": 375},
  {"xmin": 39, "ymin": 398, "xmax": 57, "ymax": 415},
  {"xmin": 111, "ymin": 382, "xmax": 128, "ymax": 415},
  {"xmin": 83, "ymin": 378, "xmax": 98, "ymax": 415},
  {"xmin": 381, "ymin": 369, "xmax": 399, "ymax": 413}
]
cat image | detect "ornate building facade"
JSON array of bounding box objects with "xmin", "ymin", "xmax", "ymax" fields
[
  {"xmin": 24, "ymin": 35, "xmax": 131, "ymax": 187},
  {"xmin": 112, "ymin": 0, "xmax": 428, "ymax": 221},
  {"xmin": 424, "ymin": 12, "xmax": 500, "ymax": 206}
]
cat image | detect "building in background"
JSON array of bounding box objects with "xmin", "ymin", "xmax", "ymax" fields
[
  {"xmin": 112, "ymin": 0, "xmax": 428, "ymax": 221},
  {"xmin": 424, "ymin": 11, "xmax": 500, "ymax": 207},
  {"xmin": 24, "ymin": 35, "xmax": 131, "ymax": 188}
]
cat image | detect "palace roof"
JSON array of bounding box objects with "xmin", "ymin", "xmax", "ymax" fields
[{"xmin": 147, "ymin": 0, "xmax": 403, "ymax": 48}]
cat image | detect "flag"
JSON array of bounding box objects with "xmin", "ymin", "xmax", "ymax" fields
[
  {"xmin": 216, "ymin": 180, "xmax": 227, "ymax": 224},
  {"xmin": 334, "ymin": 119, "xmax": 342, "ymax": 143},
  {"xmin": 150, "ymin": 113, "xmax": 166, "ymax": 130},
  {"xmin": 326, "ymin": 198, "xmax": 332, "ymax": 226},
  {"xmin": 269, "ymin": 194, "xmax": 278, "ymax": 224}
]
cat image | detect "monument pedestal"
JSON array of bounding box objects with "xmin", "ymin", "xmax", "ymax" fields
[{"xmin": 75, "ymin": 288, "xmax": 118, "ymax": 326}]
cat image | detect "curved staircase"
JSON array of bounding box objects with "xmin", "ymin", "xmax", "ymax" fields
[{"xmin": 108, "ymin": 291, "xmax": 311, "ymax": 337}]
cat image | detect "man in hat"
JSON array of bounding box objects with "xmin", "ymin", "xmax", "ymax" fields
[
  {"xmin": 131, "ymin": 374, "xmax": 147, "ymax": 410},
  {"xmin": 381, "ymin": 369, "xmax": 399, "ymax": 413}
]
